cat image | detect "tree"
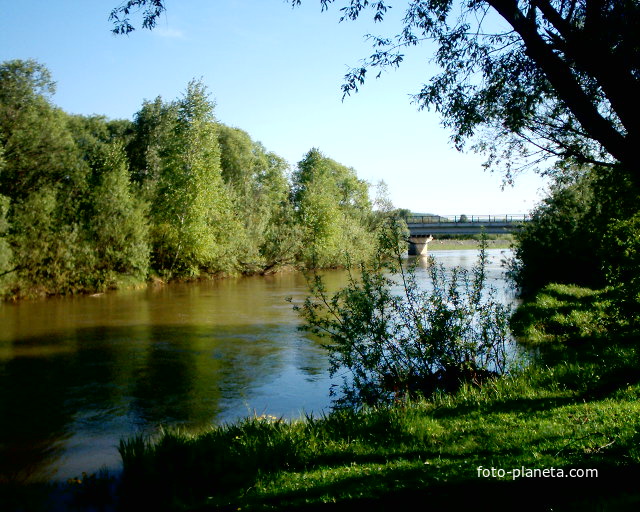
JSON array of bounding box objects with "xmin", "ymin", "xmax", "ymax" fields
[
  {"xmin": 67, "ymin": 114, "xmax": 135, "ymax": 173},
  {"xmin": 67, "ymin": 114, "xmax": 150, "ymax": 288},
  {"xmin": 0, "ymin": 60, "xmax": 95, "ymax": 296},
  {"xmin": 509, "ymin": 158, "xmax": 640, "ymax": 294},
  {"xmin": 86, "ymin": 142, "xmax": 150, "ymax": 287},
  {"xmin": 0, "ymin": 60, "xmax": 88, "ymax": 202},
  {"xmin": 218, "ymin": 125, "xmax": 299, "ymax": 271},
  {"xmin": 109, "ymin": 1, "xmax": 640, "ymax": 185},
  {"xmin": 509, "ymin": 169, "xmax": 602, "ymax": 291},
  {"xmin": 151, "ymin": 80, "xmax": 239, "ymax": 276},
  {"xmin": 126, "ymin": 96, "xmax": 179, "ymax": 189},
  {"xmin": 293, "ymin": 148, "xmax": 376, "ymax": 266}
]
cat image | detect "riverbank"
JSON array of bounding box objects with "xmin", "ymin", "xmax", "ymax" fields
[
  {"xmin": 0, "ymin": 243, "xmax": 507, "ymax": 302},
  {"xmin": 428, "ymin": 238, "xmax": 514, "ymax": 251},
  {"xmin": 3, "ymin": 281, "xmax": 638, "ymax": 511},
  {"xmin": 39, "ymin": 283, "xmax": 635, "ymax": 511},
  {"xmin": 0, "ymin": 263, "xmax": 307, "ymax": 302}
]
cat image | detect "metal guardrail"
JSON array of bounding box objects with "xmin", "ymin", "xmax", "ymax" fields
[{"xmin": 406, "ymin": 214, "xmax": 530, "ymax": 224}]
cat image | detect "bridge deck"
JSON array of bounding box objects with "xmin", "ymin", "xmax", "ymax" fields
[{"xmin": 407, "ymin": 214, "xmax": 529, "ymax": 236}]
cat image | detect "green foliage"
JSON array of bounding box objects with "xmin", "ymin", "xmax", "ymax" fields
[
  {"xmin": 218, "ymin": 124, "xmax": 299, "ymax": 271},
  {"xmin": 511, "ymin": 164, "xmax": 640, "ymax": 304},
  {"xmin": 109, "ymin": 0, "xmax": 166, "ymax": 35},
  {"xmin": 218, "ymin": 124, "xmax": 258, "ymax": 189},
  {"xmin": 67, "ymin": 114, "xmax": 134, "ymax": 171},
  {"xmin": 293, "ymin": 148, "xmax": 376, "ymax": 267},
  {"xmin": 86, "ymin": 142, "xmax": 150, "ymax": 287},
  {"xmin": 0, "ymin": 61, "xmax": 151, "ymax": 296},
  {"xmin": 0, "ymin": 59, "xmax": 382, "ymax": 297},
  {"xmin": 150, "ymin": 80, "xmax": 239, "ymax": 276},
  {"xmin": 255, "ymin": 201, "xmax": 304, "ymax": 272},
  {"xmin": 0, "ymin": 64, "xmax": 88, "ymax": 202},
  {"xmin": 295, "ymin": 231, "xmax": 510, "ymax": 407},
  {"xmin": 0, "ymin": 58, "xmax": 55, "ymax": 108},
  {"xmin": 126, "ymin": 96, "xmax": 179, "ymax": 190},
  {"xmin": 603, "ymin": 213, "xmax": 640, "ymax": 318},
  {"xmin": 510, "ymin": 170, "xmax": 603, "ymax": 292},
  {"xmin": 0, "ymin": 193, "xmax": 13, "ymax": 291},
  {"xmin": 10, "ymin": 187, "xmax": 91, "ymax": 296}
]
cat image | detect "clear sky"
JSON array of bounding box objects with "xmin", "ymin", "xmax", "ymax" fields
[{"xmin": 0, "ymin": 0, "xmax": 549, "ymax": 215}]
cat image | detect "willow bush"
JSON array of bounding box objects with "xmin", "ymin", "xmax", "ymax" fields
[{"xmin": 294, "ymin": 227, "xmax": 511, "ymax": 407}]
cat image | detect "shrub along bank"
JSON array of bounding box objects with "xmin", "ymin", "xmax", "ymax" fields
[{"xmin": 110, "ymin": 283, "xmax": 640, "ymax": 511}]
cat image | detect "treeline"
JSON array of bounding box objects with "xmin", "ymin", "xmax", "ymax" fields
[
  {"xmin": 0, "ymin": 60, "xmax": 390, "ymax": 298},
  {"xmin": 510, "ymin": 163, "xmax": 640, "ymax": 314}
]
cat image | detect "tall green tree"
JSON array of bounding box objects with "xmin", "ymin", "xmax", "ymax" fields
[
  {"xmin": 0, "ymin": 60, "xmax": 94, "ymax": 296},
  {"xmin": 151, "ymin": 80, "xmax": 238, "ymax": 276},
  {"xmin": 218, "ymin": 125, "xmax": 298, "ymax": 270},
  {"xmin": 127, "ymin": 96, "xmax": 179, "ymax": 190},
  {"xmin": 293, "ymin": 148, "xmax": 375, "ymax": 266},
  {"xmin": 0, "ymin": 60, "xmax": 88, "ymax": 203},
  {"xmin": 86, "ymin": 142, "xmax": 150, "ymax": 287}
]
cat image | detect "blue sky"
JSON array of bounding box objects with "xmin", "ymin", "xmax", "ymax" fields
[{"xmin": 0, "ymin": 0, "xmax": 548, "ymax": 215}]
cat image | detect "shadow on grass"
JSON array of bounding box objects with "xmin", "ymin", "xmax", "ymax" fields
[
  {"xmin": 430, "ymin": 394, "xmax": 577, "ymax": 420},
  {"xmin": 201, "ymin": 462, "xmax": 640, "ymax": 512}
]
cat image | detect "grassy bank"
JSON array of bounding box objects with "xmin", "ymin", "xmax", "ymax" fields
[
  {"xmin": 428, "ymin": 239, "xmax": 513, "ymax": 251},
  {"xmin": 428, "ymin": 236, "xmax": 514, "ymax": 251},
  {"xmin": 109, "ymin": 283, "xmax": 640, "ymax": 511}
]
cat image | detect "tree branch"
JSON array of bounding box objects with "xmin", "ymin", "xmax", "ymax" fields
[{"xmin": 487, "ymin": 0, "xmax": 631, "ymax": 168}]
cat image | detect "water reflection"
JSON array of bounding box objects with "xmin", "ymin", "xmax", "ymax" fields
[{"xmin": 0, "ymin": 249, "xmax": 514, "ymax": 483}]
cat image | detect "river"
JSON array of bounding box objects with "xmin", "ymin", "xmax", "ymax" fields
[{"xmin": 0, "ymin": 249, "xmax": 515, "ymax": 483}]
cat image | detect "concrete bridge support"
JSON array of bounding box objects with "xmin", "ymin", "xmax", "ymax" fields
[{"xmin": 408, "ymin": 235, "xmax": 433, "ymax": 256}]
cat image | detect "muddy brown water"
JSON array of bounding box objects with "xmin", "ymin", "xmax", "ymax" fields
[{"xmin": 0, "ymin": 249, "xmax": 515, "ymax": 483}]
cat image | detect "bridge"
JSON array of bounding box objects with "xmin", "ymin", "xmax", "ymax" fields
[{"xmin": 406, "ymin": 214, "xmax": 529, "ymax": 255}]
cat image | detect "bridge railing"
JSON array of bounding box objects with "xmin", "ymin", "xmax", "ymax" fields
[{"xmin": 406, "ymin": 214, "xmax": 530, "ymax": 224}]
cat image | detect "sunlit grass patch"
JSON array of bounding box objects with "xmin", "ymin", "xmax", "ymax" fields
[{"xmin": 510, "ymin": 283, "xmax": 612, "ymax": 345}]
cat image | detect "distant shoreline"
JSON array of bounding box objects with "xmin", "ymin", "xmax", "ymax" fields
[{"xmin": 427, "ymin": 239, "xmax": 514, "ymax": 251}]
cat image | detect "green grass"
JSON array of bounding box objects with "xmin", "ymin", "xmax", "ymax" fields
[
  {"xmin": 110, "ymin": 283, "xmax": 640, "ymax": 510},
  {"xmin": 510, "ymin": 283, "xmax": 613, "ymax": 345}
]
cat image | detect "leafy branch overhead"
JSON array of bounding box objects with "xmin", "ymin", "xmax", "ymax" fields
[
  {"xmin": 300, "ymin": 0, "xmax": 639, "ymax": 180},
  {"xmin": 109, "ymin": 0, "xmax": 166, "ymax": 35},
  {"xmin": 110, "ymin": 1, "xmax": 640, "ymax": 182}
]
